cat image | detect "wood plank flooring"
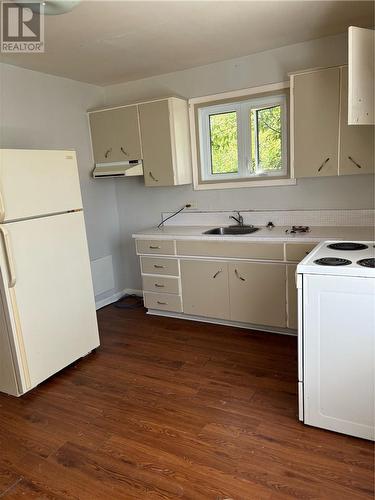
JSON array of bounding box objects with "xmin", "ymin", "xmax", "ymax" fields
[{"xmin": 0, "ymin": 300, "xmax": 373, "ymax": 499}]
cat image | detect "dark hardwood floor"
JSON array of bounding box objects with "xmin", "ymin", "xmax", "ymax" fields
[{"xmin": 0, "ymin": 300, "xmax": 373, "ymax": 499}]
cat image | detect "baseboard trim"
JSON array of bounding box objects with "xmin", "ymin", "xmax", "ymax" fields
[
  {"xmin": 95, "ymin": 288, "xmax": 143, "ymax": 310},
  {"xmin": 147, "ymin": 309, "xmax": 297, "ymax": 336}
]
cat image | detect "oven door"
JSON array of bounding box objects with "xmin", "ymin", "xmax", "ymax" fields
[{"xmin": 303, "ymin": 274, "xmax": 374, "ymax": 440}]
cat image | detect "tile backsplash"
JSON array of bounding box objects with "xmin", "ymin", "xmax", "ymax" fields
[{"xmin": 162, "ymin": 209, "xmax": 375, "ymax": 227}]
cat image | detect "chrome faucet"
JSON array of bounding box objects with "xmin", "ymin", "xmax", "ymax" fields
[{"xmin": 229, "ymin": 211, "xmax": 244, "ymax": 226}]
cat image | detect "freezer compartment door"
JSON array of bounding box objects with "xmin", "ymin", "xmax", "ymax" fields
[
  {"xmin": 0, "ymin": 149, "xmax": 83, "ymax": 222},
  {"xmin": 0, "ymin": 211, "xmax": 99, "ymax": 392},
  {"xmin": 303, "ymin": 274, "xmax": 374, "ymax": 440}
]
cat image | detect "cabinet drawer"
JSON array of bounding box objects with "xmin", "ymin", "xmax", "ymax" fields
[
  {"xmin": 136, "ymin": 239, "xmax": 175, "ymax": 255},
  {"xmin": 142, "ymin": 275, "xmax": 179, "ymax": 294},
  {"xmin": 144, "ymin": 292, "xmax": 182, "ymax": 312},
  {"xmin": 176, "ymin": 240, "xmax": 284, "ymax": 260},
  {"xmin": 285, "ymin": 243, "xmax": 317, "ymax": 262},
  {"xmin": 140, "ymin": 257, "xmax": 179, "ymax": 276}
]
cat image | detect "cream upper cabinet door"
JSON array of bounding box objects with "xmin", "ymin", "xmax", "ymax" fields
[
  {"xmin": 348, "ymin": 27, "xmax": 375, "ymax": 125},
  {"xmin": 229, "ymin": 262, "xmax": 286, "ymax": 327},
  {"xmin": 292, "ymin": 67, "xmax": 340, "ymax": 178},
  {"xmin": 339, "ymin": 66, "xmax": 375, "ymax": 176},
  {"xmin": 89, "ymin": 105, "xmax": 142, "ymax": 164},
  {"xmin": 180, "ymin": 260, "xmax": 229, "ymax": 320},
  {"xmin": 139, "ymin": 98, "xmax": 192, "ymax": 187}
]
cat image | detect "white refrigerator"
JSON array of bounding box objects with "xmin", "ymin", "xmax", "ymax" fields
[{"xmin": 0, "ymin": 149, "xmax": 100, "ymax": 397}]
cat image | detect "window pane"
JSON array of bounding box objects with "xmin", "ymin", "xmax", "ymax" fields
[
  {"xmin": 209, "ymin": 112, "xmax": 238, "ymax": 174},
  {"xmin": 250, "ymin": 105, "xmax": 282, "ymax": 172}
]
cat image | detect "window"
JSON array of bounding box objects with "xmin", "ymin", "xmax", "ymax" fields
[{"xmin": 198, "ymin": 94, "xmax": 288, "ymax": 182}]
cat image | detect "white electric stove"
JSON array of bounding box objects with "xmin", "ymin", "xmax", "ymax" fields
[{"xmin": 297, "ymin": 241, "xmax": 375, "ymax": 440}]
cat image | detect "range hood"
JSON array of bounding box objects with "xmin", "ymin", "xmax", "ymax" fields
[{"xmin": 93, "ymin": 160, "xmax": 143, "ymax": 179}]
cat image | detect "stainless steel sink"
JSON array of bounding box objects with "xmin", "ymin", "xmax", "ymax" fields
[{"xmin": 203, "ymin": 225, "xmax": 260, "ymax": 235}]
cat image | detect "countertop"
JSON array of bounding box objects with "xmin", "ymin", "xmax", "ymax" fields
[{"xmin": 132, "ymin": 225, "xmax": 374, "ymax": 243}]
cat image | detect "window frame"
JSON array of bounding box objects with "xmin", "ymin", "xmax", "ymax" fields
[{"xmin": 198, "ymin": 94, "xmax": 288, "ymax": 182}]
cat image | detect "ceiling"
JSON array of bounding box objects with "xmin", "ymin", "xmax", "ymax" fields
[{"xmin": 0, "ymin": 1, "xmax": 373, "ymax": 86}]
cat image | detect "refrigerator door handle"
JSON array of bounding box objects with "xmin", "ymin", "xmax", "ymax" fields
[{"xmin": 0, "ymin": 226, "xmax": 16, "ymax": 287}]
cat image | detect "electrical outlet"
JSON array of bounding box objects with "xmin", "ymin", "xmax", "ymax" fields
[{"xmin": 186, "ymin": 201, "xmax": 198, "ymax": 210}]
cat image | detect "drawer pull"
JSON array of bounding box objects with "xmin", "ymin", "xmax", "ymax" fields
[
  {"xmin": 157, "ymin": 301, "xmax": 167, "ymax": 305},
  {"xmin": 149, "ymin": 245, "xmax": 161, "ymax": 249},
  {"xmin": 235, "ymin": 269, "xmax": 245, "ymax": 281},
  {"xmin": 120, "ymin": 146, "xmax": 128, "ymax": 156},
  {"xmin": 154, "ymin": 264, "xmax": 165, "ymax": 269},
  {"xmin": 104, "ymin": 148, "xmax": 112, "ymax": 159},
  {"xmin": 213, "ymin": 269, "xmax": 222, "ymax": 279},
  {"xmin": 154, "ymin": 283, "xmax": 165, "ymax": 288}
]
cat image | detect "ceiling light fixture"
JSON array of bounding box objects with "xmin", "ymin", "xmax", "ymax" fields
[{"xmin": 17, "ymin": 1, "xmax": 81, "ymax": 15}]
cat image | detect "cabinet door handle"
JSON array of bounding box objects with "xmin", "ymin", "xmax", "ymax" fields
[
  {"xmin": 154, "ymin": 283, "xmax": 165, "ymax": 288},
  {"xmin": 212, "ymin": 269, "xmax": 222, "ymax": 279},
  {"xmin": 154, "ymin": 264, "xmax": 165, "ymax": 269},
  {"xmin": 348, "ymin": 156, "xmax": 362, "ymax": 169},
  {"xmin": 157, "ymin": 301, "xmax": 167, "ymax": 305},
  {"xmin": 234, "ymin": 269, "xmax": 245, "ymax": 281},
  {"xmin": 149, "ymin": 245, "xmax": 161, "ymax": 249},
  {"xmin": 120, "ymin": 147, "xmax": 128, "ymax": 156},
  {"xmin": 149, "ymin": 171, "xmax": 159, "ymax": 182},
  {"xmin": 104, "ymin": 148, "xmax": 112, "ymax": 159},
  {"xmin": 317, "ymin": 157, "xmax": 330, "ymax": 172}
]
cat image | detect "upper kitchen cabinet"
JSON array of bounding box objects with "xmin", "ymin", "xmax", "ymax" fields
[
  {"xmin": 89, "ymin": 105, "xmax": 142, "ymax": 164},
  {"xmin": 292, "ymin": 67, "xmax": 340, "ymax": 178},
  {"xmin": 348, "ymin": 27, "xmax": 375, "ymax": 125},
  {"xmin": 339, "ymin": 66, "xmax": 374, "ymax": 176},
  {"xmin": 291, "ymin": 65, "xmax": 374, "ymax": 179},
  {"xmin": 139, "ymin": 98, "xmax": 192, "ymax": 187}
]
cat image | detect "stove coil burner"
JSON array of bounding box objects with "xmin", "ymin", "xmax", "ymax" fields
[
  {"xmin": 357, "ymin": 258, "xmax": 375, "ymax": 268},
  {"xmin": 314, "ymin": 257, "xmax": 352, "ymax": 266},
  {"xmin": 286, "ymin": 226, "xmax": 310, "ymax": 234},
  {"xmin": 327, "ymin": 242, "xmax": 368, "ymax": 251}
]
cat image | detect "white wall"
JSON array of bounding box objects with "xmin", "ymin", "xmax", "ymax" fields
[
  {"xmin": 104, "ymin": 33, "xmax": 375, "ymax": 290},
  {"xmin": 0, "ymin": 63, "xmax": 124, "ymax": 305}
]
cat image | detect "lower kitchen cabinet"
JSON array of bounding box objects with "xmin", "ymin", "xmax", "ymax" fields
[
  {"xmin": 136, "ymin": 238, "xmax": 314, "ymax": 332},
  {"xmin": 287, "ymin": 264, "xmax": 298, "ymax": 329},
  {"xmin": 228, "ymin": 262, "xmax": 287, "ymax": 327},
  {"xmin": 180, "ymin": 259, "xmax": 230, "ymax": 319}
]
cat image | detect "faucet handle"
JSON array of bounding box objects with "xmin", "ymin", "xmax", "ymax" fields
[
  {"xmin": 230, "ymin": 210, "xmax": 244, "ymax": 226},
  {"xmin": 237, "ymin": 211, "xmax": 243, "ymax": 223}
]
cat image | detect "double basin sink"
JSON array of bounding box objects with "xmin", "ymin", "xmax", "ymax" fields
[{"xmin": 203, "ymin": 225, "xmax": 260, "ymax": 235}]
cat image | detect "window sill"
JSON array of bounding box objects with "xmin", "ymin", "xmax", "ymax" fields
[{"xmin": 193, "ymin": 178, "xmax": 297, "ymax": 190}]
